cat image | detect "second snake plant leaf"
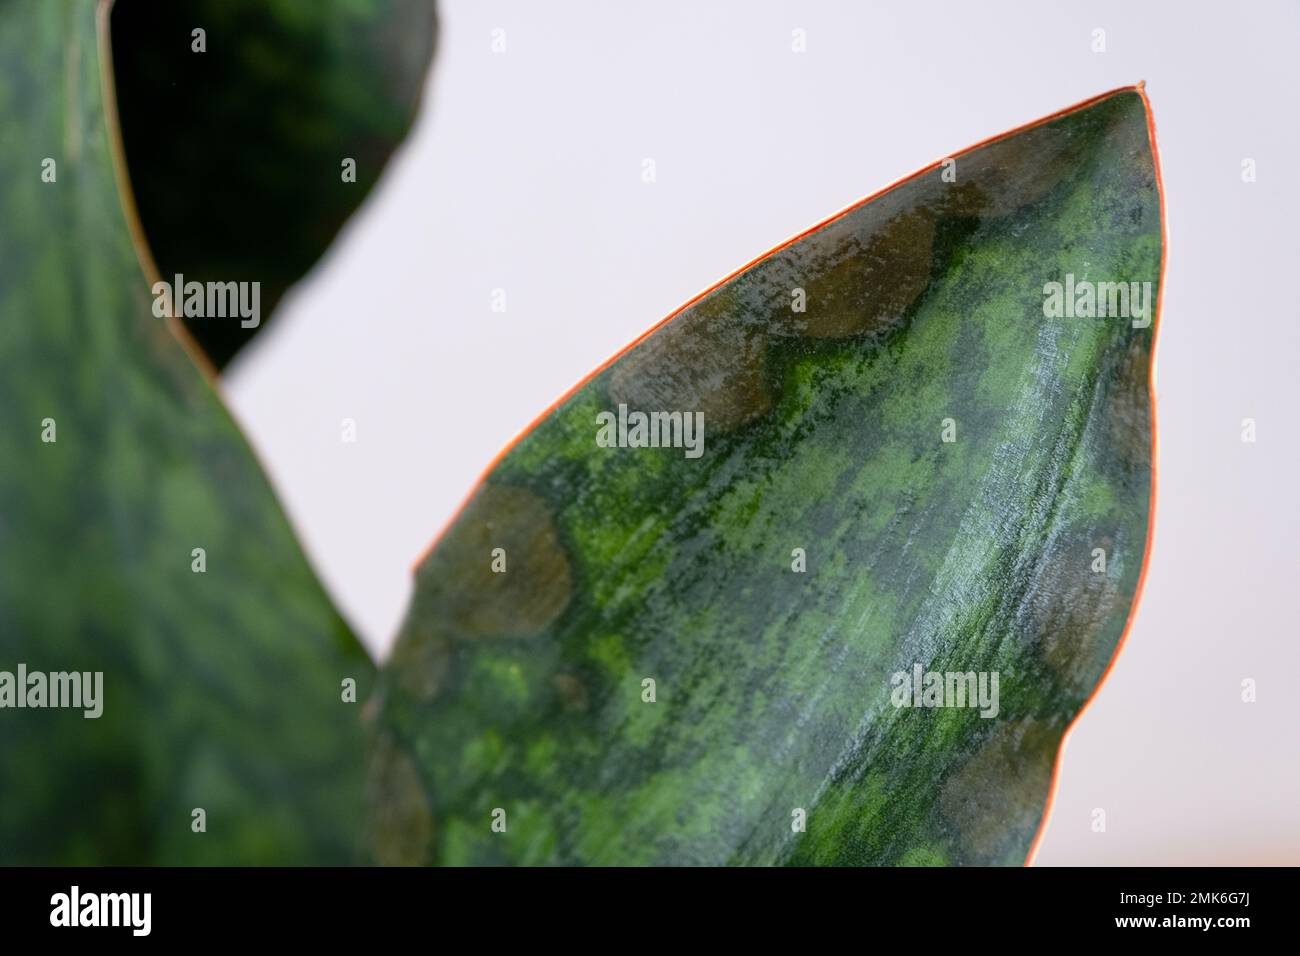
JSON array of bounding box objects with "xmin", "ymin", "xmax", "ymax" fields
[
  {"xmin": 369, "ymin": 87, "xmax": 1163, "ymax": 866},
  {"xmin": 0, "ymin": 0, "xmax": 374, "ymax": 865},
  {"xmin": 109, "ymin": 0, "xmax": 438, "ymax": 370}
]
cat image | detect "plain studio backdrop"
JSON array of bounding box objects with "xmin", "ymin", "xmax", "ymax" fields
[{"xmin": 224, "ymin": 0, "xmax": 1300, "ymax": 865}]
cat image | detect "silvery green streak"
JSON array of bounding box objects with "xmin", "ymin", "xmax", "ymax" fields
[
  {"xmin": 0, "ymin": 1, "xmax": 372, "ymax": 864},
  {"xmin": 373, "ymin": 90, "xmax": 1159, "ymax": 865}
]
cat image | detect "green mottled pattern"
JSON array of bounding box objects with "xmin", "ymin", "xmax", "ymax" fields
[
  {"xmin": 374, "ymin": 90, "xmax": 1160, "ymax": 865},
  {"xmin": 0, "ymin": 1, "xmax": 372, "ymax": 864},
  {"xmin": 110, "ymin": 0, "xmax": 437, "ymax": 368}
]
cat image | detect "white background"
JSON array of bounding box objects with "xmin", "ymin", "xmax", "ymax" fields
[{"xmin": 225, "ymin": 0, "xmax": 1300, "ymax": 865}]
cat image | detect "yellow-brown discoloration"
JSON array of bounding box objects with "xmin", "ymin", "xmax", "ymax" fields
[
  {"xmin": 388, "ymin": 617, "xmax": 452, "ymax": 702},
  {"xmin": 609, "ymin": 297, "xmax": 772, "ymax": 430},
  {"xmin": 420, "ymin": 484, "xmax": 573, "ymax": 640},
  {"xmin": 791, "ymin": 209, "xmax": 936, "ymax": 338},
  {"xmin": 367, "ymin": 733, "xmax": 432, "ymax": 866},
  {"xmin": 938, "ymin": 717, "xmax": 1058, "ymax": 862},
  {"xmin": 1106, "ymin": 344, "xmax": 1154, "ymax": 476},
  {"xmin": 938, "ymin": 123, "xmax": 1076, "ymax": 218},
  {"xmin": 1027, "ymin": 536, "xmax": 1125, "ymax": 690}
]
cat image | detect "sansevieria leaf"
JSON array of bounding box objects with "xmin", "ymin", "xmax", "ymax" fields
[
  {"xmin": 109, "ymin": 0, "xmax": 437, "ymax": 370},
  {"xmin": 369, "ymin": 87, "xmax": 1163, "ymax": 865},
  {"xmin": 0, "ymin": 0, "xmax": 373, "ymax": 864}
]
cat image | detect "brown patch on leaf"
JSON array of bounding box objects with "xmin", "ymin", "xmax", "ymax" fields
[
  {"xmin": 938, "ymin": 717, "xmax": 1059, "ymax": 864},
  {"xmin": 367, "ymin": 733, "xmax": 432, "ymax": 866},
  {"xmin": 1105, "ymin": 343, "xmax": 1153, "ymax": 478},
  {"xmin": 388, "ymin": 616, "xmax": 452, "ymax": 702},
  {"xmin": 418, "ymin": 484, "xmax": 573, "ymax": 641},
  {"xmin": 1028, "ymin": 536, "xmax": 1125, "ymax": 692},
  {"xmin": 608, "ymin": 295, "xmax": 772, "ymax": 430},
  {"xmin": 937, "ymin": 122, "xmax": 1076, "ymax": 219},
  {"xmin": 790, "ymin": 209, "xmax": 935, "ymax": 339}
]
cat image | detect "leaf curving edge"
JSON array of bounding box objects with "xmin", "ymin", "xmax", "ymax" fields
[{"xmin": 371, "ymin": 86, "xmax": 1164, "ymax": 866}]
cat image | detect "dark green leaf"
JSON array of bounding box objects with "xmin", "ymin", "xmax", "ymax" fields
[
  {"xmin": 110, "ymin": 0, "xmax": 437, "ymax": 369},
  {"xmin": 0, "ymin": 0, "xmax": 373, "ymax": 864}
]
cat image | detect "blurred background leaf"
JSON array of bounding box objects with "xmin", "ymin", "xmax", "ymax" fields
[
  {"xmin": 0, "ymin": 0, "xmax": 384, "ymax": 864},
  {"xmin": 110, "ymin": 0, "xmax": 437, "ymax": 370}
]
